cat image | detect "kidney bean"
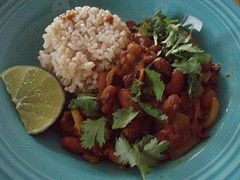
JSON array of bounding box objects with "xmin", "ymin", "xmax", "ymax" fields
[
  {"xmin": 165, "ymin": 70, "xmax": 185, "ymax": 95},
  {"xmin": 122, "ymin": 118, "xmax": 142, "ymax": 142},
  {"xmin": 100, "ymin": 85, "xmax": 118, "ymax": 100},
  {"xmin": 162, "ymin": 94, "xmax": 181, "ymax": 115},
  {"xmin": 134, "ymin": 35, "xmax": 152, "ymax": 47},
  {"xmin": 142, "ymin": 55, "xmax": 157, "ymax": 65},
  {"xmin": 118, "ymin": 63, "xmax": 133, "ymax": 76},
  {"xmin": 119, "ymin": 55, "xmax": 128, "ymax": 65},
  {"xmin": 202, "ymin": 60, "xmax": 212, "ymax": 72},
  {"xmin": 127, "ymin": 53, "xmax": 138, "ymax": 64},
  {"xmin": 201, "ymin": 90, "xmax": 216, "ymax": 109},
  {"xmin": 180, "ymin": 93, "xmax": 193, "ymax": 112},
  {"xmin": 106, "ymin": 67, "xmax": 117, "ymax": 86},
  {"xmin": 83, "ymin": 153, "xmax": 101, "ymax": 164},
  {"xmin": 62, "ymin": 136, "xmax": 85, "ymax": 154},
  {"xmin": 118, "ymin": 88, "xmax": 140, "ymax": 110},
  {"xmin": 155, "ymin": 126, "xmax": 174, "ymax": 141},
  {"xmin": 100, "ymin": 85, "xmax": 119, "ymax": 114},
  {"xmin": 107, "ymin": 146, "xmax": 118, "ymax": 163},
  {"xmin": 127, "ymin": 42, "xmax": 142, "ymax": 57},
  {"xmin": 60, "ymin": 111, "xmax": 75, "ymax": 135},
  {"xmin": 98, "ymin": 72, "xmax": 108, "ymax": 94},
  {"xmin": 119, "ymin": 50, "xmax": 128, "ymax": 61},
  {"xmin": 153, "ymin": 57, "xmax": 173, "ymax": 77},
  {"xmin": 122, "ymin": 74, "xmax": 134, "ymax": 87},
  {"xmin": 141, "ymin": 118, "xmax": 154, "ymax": 135},
  {"xmin": 193, "ymin": 99, "xmax": 201, "ymax": 122},
  {"xmin": 126, "ymin": 21, "xmax": 137, "ymax": 33},
  {"xmin": 149, "ymin": 44, "xmax": 162, "ymax": 53},
  {"xmin": 91, "ymin": 145, "xmax": 105, "ymax": 158}
]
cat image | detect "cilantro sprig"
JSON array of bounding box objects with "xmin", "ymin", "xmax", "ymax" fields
[
  {"xmin": 172, "ymin": 58, "xmax": 202, "ymax": 75},
  {"xmin": 139, "ymin": 101, "xmax": 167, "ymax": 121},
  {"xmin": 137, "ymin": 11, "xmax": 179, "ymax": 44},
  {"xmin": 130, "ymin": 80, "xmax": 143, "ymax": 102},
  {"xmin": 115, "ymin": 136, "xmax": 170, "ymax": 180},
  {"xmin": 145, "ymin": 68, "xmax": 164, "ymax": 101},
  {"xmin": 80, "ymin": 117, "xmax": 108, "ymax": 149},
  {"xmin": 68, "ymin": 94, "xmax": 99, "ymax": 116},
  {"xmin": 187, "ymin": 73, "xmax": 201, "ymax": 96},
  {"xmin": 130, "ymin": 69, "xmax": 167, "ymax": 120},
  {"xmin": 172, "ymin": 53, "xmax": 211, "ymax": 96},
  {"xmin": 112, "ymin": 107, "xmax": 139, "ymax": 129}
]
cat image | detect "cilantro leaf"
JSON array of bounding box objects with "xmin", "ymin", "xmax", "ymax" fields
[
  {"xmin": 139, "ymin": 101, "xmax": 167, "ymax": 121},
  {"xmin": 115, "ymin": 136, "xmax": 138, "ymax": 166},
  {"xmin": 172, "ymin": 58, "xmax": 202, "ymax": 75},
  {"xmin": 167, "ymin": 43, "xmax": 203, "ymax": 56},
  {"xmin": 161, "ymin": 23, "xmax": 182, "ymax": 48},
  {"xmin": 134, "ymin": 135, "xmax": 155, "ymax": 150},
  {"xmin": 137, "ymin": 21, "xmax": 151, "ymax": 36},
  {"xmin": 137, "ymin": 11, "xmax": 179, "ymax": 43},
  {"xmin": 129, "ymin": 75, "xmax": 167, "ymax": 120},
  {"xmin": 68, "ymin": 94, "xmax": 99, "ymax": 116},
  {"xmin": 112, "ymin": 107, "xmax": 139, "ymax": 129},
  {"xmin": 162, "ymin": 22, "xmax": 204, "ymax": 58},
  {"xmin": 164, "ymin": 29, "xmax": 189, "ymax": 55},
  {"xmin": 115, "ymin": 136, "xmax": 170, "ymax": 180},
  {"xmin": 130, "ymin": 80, "xmax": 143, "ymax": 102},
  {"xmin": 162, "ymin": 30, "xmax": 178, "ymax": 48},
  {"xmin": 149, "ymin": 11, "xmax": 167, "ymax": 36},
  {"xmin": 143, "ymin": 138, "xmax": 170, "ymax": 159},
  {"xmin": 188, "ymin": 73, "xmax": 201, "ymax": 97},
  {"xmin": 80, "ymin": 117, "xmax": 107, "ymax": 149},
  {"xmin": 191, "ymin": 53, "xmax": 211, "ymax": 64},
  {"xmin": 145, "ymin": 68, "xmax": 164, "ymax": 101},
  {"xmin": 172, "ymin": 57, "xmax": 205, "ymax": 97}
]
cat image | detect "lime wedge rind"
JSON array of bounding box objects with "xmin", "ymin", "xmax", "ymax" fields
[{"xmin": 1, "ymin": 65, "xmax": 65, "ymax": 134}]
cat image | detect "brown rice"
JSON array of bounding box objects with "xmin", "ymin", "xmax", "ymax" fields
[{"xmin": 38, "ymin": 6, "xmax": 129, "ymax": 93}]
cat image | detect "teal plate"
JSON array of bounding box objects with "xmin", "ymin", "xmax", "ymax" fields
[{"xmin": 0, "ymin": 0, "xmax": 240, "ymax": 179}]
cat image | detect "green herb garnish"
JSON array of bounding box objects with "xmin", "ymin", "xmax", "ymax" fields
[
  {"xmin": 187, "ymin": 73, "xmax": 201, "ymax": 96},
  {"xmin": 112, "ymin": 107, "xmax": 139, "ymax": 129},
  {"xmin": 80, "ymin": 117, "xmax": 107, "ymax": 149},
  {"xmin": 68, "ymin": 94, "xmax": 99, "ymax": 116},
  {"xmin": 130, "ymin": 71, "xmax": 166, "ymax": 120},
  {"xmin": 137, "ymin": 11, "xmax": 179, "ymax": 43},
  {"xmin": 130, "ymin": 80, "xmax": 143, "ymax": 102},
  {"xmin": 145, "ymin": 68, "xmax": 164, "ymax": 101},
  {"xmin": 139, "ymin": 101, "xmax": 167, "ymax": 121},
  {"xmin": 115, "ymin": 136, "xmax": 170, "ymax": 180},
  {"xmin": 172, "ymin": 58, "xmax": 202, "ymax": 75},
  {"xmin": 172, "ymin": 53, "xmax": 211, "ymax": 96}
]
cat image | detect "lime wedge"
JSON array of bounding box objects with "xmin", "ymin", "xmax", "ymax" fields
[{"xmin": 1, "ymin": 65, "xmax": 65, "ymax": 134}]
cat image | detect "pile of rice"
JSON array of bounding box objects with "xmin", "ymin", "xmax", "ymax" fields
[{"xmin": 38, "ymin": 6, "xmax": 129, "ymax": 93}]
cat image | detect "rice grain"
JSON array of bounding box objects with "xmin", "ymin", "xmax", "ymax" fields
[{"xmin": 38, "ymin": 6, "xmax": 129, "ymax": 93}]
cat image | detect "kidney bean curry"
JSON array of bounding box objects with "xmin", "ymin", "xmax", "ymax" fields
[{"xmin": 58, "ymin": 11, "xmax": 220, "ymax": 179}]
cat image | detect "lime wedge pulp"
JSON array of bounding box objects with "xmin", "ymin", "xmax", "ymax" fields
[{"xmin": 0, "ymin": 65, "xmax": 65, "ymax": 134}]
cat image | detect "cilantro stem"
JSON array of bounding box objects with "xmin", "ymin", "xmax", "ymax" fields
[
  {"xmin": 165, "ymin": 37, "xmax": 181, "ymax": 56},
  {"xmin": 139, "ymin": 167, "xmax": 147, "ymax": 180},
  {"xmin": 146, "ymin": 58, "xmax": 161, "ymax": 68}
]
